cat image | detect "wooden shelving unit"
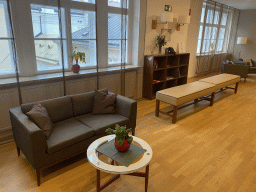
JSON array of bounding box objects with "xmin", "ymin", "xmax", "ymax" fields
[{"xmin": 143, "ymin": 53, "xmax": 190, "ymax": 100}]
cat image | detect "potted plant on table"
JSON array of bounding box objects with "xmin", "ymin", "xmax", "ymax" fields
[
  {"xmin": 156, "ymin": 35, "xmax": 167, "ymax": 54},
  {"xmin": 106, "ymin": 124, "xmax": 133, "ymax": 152},
  {"xmin": 69, "ymin": 47, "xmax": 86, "ymax": 73}
]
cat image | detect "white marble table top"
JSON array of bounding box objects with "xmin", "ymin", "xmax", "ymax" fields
[{"xmin": 87, "ymin": 135, "xmax": 153, "ymax": 174}]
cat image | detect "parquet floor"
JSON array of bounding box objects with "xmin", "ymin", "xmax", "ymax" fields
[{"xmin": 1, "ymin": 74, "xmax": 256, "ymax": 192}]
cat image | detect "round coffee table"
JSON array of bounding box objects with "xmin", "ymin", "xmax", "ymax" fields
[{"xmin": 87, "ymin": 135, "xmax": 153, "ymax": 192}]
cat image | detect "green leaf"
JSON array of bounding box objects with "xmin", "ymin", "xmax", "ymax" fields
[
  {"xmin": 127, "ymin": 136, "xmax": 133, "ymax": 144},
  {"xmin": 105, "ymin": 128, "xmax": 114, "ymax": 134}
]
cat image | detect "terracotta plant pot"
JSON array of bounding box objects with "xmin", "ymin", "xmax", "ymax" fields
[
  {"xmin": 71, "ymin": 64, "xmax": 80, "ymax": 73},
  {"xmin": 114, "ymin": 137, "xmax": 131, "ymax": 152}
]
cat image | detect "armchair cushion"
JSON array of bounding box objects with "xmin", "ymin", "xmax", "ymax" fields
[
  {"xmin": 75, "ymin": 113, "xmax": 130, "ymax": 135},
  {"xmin": 26, "ymin": 103, "xmax": 53, "ymax": 139},
  {"xmin": 243, "ymin": 59, "xmax": 253, "ymax": 66},
  {"xmin": 47, "ymin": 118, "xmax": 95, "ymax": 154}
]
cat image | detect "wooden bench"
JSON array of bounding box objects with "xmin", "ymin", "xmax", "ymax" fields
[{"xmin": 155, "ymin": 74, "xmax": 240, "ymax": 124}]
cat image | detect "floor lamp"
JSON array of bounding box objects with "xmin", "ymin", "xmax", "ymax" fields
[{"xmin": 237, "ymin": 37, "xmax": 247, "ymax": 58}]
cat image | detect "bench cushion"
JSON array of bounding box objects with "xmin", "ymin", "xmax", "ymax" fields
[
  {"xmin": 156, "ymin": 81, "xmax": 216, "ymax": 106},
  {"xmin": 47, "ymin": 118, "xmax": 95, "ymax": 154},
  {"xmin": 75, "ymin": 113, "xmax": 130, "ymax": 135},
  {"xmin": 199, "ymin": 74, "xmax": 240, "ymax": 90}
]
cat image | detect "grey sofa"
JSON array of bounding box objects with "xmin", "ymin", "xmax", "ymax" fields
[
  {"xmin": 234, "ymin": 59, "xmax": 256, "ymax": 74},
  {"xmin": 221, "ymin": 60, "xmax": 249, "ymax": 82},
  {"xmin": 9, "ymin": 89, "xmax": 137, "ymax": 186}
]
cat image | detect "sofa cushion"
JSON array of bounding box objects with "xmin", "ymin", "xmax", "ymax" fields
[
  {"xmin": 47, "ymin": 118, "xmax": 95, "ymax": 154},
  {"xmin": 26, "ymin": 103, "xmax": 53, "ymax": 139},
  {"xmin": 21, "ymin": 96, "xmax": 73, "ymax": 123},
  {"xmin": 252, "ymin": 60, "xmax": 256, "ymax": 67},
  {"xmin": 92, "ymin": 90, "xmax": 117, "ymax": 114},
  {"xmin": 243, "ymin": 59, "xmax": 253, "ymax": 66},
  {"xmin": 75, "ymin": 113, "xmax": 130, "ymax": 135},
  {"xmin": 249, "ymin": 67, "xmax": 256, "ymax": 73},
  {"xmin": 71, "ymin": 89, "xmax": 108, "ymax": 116}
]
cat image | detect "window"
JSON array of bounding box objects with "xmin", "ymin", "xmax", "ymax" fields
[
  {"xmin": 31, "ymin": 4, "xmax": 68, "ymax": 72},
  {"xmin": 0, "ymin": 0, "xmax": 14, "ymax": 75},
  {"xmin": 71, "ymin": 9, "xmax": 96, "ymax": 67},
  {"xmin": 197, "ymin": 1, "xmax": 233, "ymax": 54},
  {"xmin": 72, "ymin": 0, "xmax": 95, "ymax": 4},
  {"xmin": 108, "ymin": 0, "xmax": 129, "ymax": 8},
  {"xmin": 108, "ymin": 1, "xmax": 129, "ymax": 65}
]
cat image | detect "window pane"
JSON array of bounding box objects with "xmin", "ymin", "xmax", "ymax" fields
[
  {"xmin": 217, "ymin": 40, "xmax": 223, "ymax": 52},
  {"xmin": 198, "ymin": 26, "xmax": 203, "ymax": 40},
  {"xmin": 200, "ymin": 7, "xmax": 205, "ymax": 23},
  {"xmin": 108, "ymin": 0, "xmax": 129, "ymax": 8},
  {"xmin": 213, "ymin": 11, "xmax": 219, "ymax": 24},
  {"xmin": 0, "ymin": 40, "xmax": 13, "ymax": 74},
  {"xmin": 71, "ymin": 9, "xmax": 96, "ymax": 39},
  {"xmin": 72, "ymin": 40, "xmax": 96, "ymax": 67},
  {"xmin": 218, "ymin": 28, "xmax": 225, "ymax": 40},
  {"xmin": 0, "ymin": 2, "xmax": 10, "ymax": 38},
  {"xmin": 202, "ymin": 40, "xmax": 210, "ymax": 53},
  {"xmin": 31, "ymin": 4, "xmax": 63, "ymax": 39},
  {"xmin": 206, "ymin": 9, "xmax": 214, "ymax": 24},
  {"xmin": 108, "ymin": 13, "xmax": 128, "ymax": 40},
  {"xmin": 35, "ymin": 40, "xmax": 67, "ymax": 71},
  {"xmin": 108, "ymin": 40, "xmax": 121, "ymax": 64},
  {"xmin": 221, "ymin": 13, "xmax": 227, "ymax": 25},
  {"xmin": 72, "ymin": 0, "xmax": 95, "ymax": 4},
  {"xmin": 197, "ymin": 40, "xmax": 201, "ymax": 53}
]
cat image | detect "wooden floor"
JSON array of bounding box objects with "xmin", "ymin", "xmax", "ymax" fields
[{"xmin": 1, "ymin": 74, "xmax": 256, "ymax": 192}]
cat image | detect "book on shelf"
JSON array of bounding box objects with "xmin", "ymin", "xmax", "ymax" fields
[
  {"xmin": 166, "ymin": 76, "xmax": 174, "ymax": 80},
  {"xmin": 153, "ymin": 80, "xmax": 161, "ymax": 83}
]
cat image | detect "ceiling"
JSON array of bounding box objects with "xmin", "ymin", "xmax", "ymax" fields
[{"xmin": 213, "ymin": 0, "xmax": 256, "ymax": 10}]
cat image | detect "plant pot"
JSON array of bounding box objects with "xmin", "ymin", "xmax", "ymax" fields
[
  {"xmin": 158, "ymin": 46, "xmax": 162, "ymax": 54},
  {"xmin": 71, "ymin": 64, "xmax": 80, "ymax": 73},
  {"xmin": 114, "ymin": 137, "xmax": 131, "ymax": 152}
]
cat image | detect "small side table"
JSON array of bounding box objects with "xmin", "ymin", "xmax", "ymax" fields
[{"xmin": 87, "ymin": 135, "xmax": 153, "ymax": 192}]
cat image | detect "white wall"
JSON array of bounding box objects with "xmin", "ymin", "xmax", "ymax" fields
[
  {"xmin": 186, "ymin": 0, "xmax": 204, "ymax": 77},
  {"xmin": 234, "ymin": 10, "xmax": 256, "ymax": 60},
  {"xmin": 144, "ymin": 0, "xmax": 191, "ymax": 55}
]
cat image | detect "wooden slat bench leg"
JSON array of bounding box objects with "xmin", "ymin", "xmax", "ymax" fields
[
  {"xmin": 16, "ymin": 146, "xmax": 20, "ymax": 157},
  {"xmin": 36, "ymin": 168, "xmax": 41, "ymax": 186},
  {"xmin": 172, "ymin": 105, "xmax": 178, "ymax": 124},
  {"xmin": 235, "ymin": 82, "xmax": 239, "ymax": 94},
  {"xmin": 155, "ymin": 100, "xmax": 160, "ymax": 117},
  {"xmin": 210, "ymin": 92, "xmax": 215, "ymax": 106}
]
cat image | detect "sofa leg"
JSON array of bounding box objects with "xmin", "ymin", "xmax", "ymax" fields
[
  {"xmin": 132, "ymin": 129, "xmax": 135, "ymax": 136},
  {"xmin": 16, "ymin": 146, "xmax": 20, "ymax": 157},
  {"xmin": 244, "ymin": 78, "xmax": 246, "ymax": 83},
  {"xmin": 36, "ymin": 168, "xmax": 41, "ymax": 186}
]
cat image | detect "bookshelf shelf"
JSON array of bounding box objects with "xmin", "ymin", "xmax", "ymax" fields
[{"xmin": 143, "ymin": 53, "xmax": 190, "ymax": 100}]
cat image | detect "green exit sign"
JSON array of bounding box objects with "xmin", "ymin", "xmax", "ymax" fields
[{"xmin": 164, "ymin": 5, "xmax": 172, "ymax": 12}]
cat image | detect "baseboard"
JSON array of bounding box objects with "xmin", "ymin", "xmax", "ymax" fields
[{"xmin": 0, "ymin": 126, "xmax": 13, "ymax": 145}]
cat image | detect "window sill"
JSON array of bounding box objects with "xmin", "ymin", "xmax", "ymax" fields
[
  {"xmin": 196, "ymin": 52, "xmax": 227, "ymax": 57},
  {"xmin": 0, "ymin": 65, "xmax": 142, "ymax": 90}
]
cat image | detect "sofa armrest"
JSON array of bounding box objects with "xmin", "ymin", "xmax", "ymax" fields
[
  {"xmin": 223, "ymin": 64, "xmax": 249, "ymax": 78},
  {"xmin": 9, "ymin": 107, "xmax": 47, "ymax": 169},
  {"xmin": 112, "ymin": 94, "xmax": 137, "ymax": 130}
]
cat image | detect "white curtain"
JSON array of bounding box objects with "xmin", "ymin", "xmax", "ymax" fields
[{"xmin": 196, "ymin": 0, "xmax": 240, "ymax": 75}]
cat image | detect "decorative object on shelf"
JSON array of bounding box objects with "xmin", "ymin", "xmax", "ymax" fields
[
  {"xmin": 106, "ymin": 124, "xmax": 133, "ymax": 152},
  {"xmin": 177, "ymin": 15, "xmax": 190, "ymax": 31},
  {"xmin": 165, "ymin": 47, "xmax": 176, "ymax": 55},
  {"xmin": 156, "ymin": 35, "xmax": 167, "ymax": 54},
  {"xmin": 69, "ymin": 47, "xmax": 86, "ymax": 73},
  {"xmin": 154, "ymin": 59, "xmax": 158, "ymax": 69}
]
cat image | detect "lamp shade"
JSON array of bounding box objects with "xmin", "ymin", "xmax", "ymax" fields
[
  {"xmin": 178, "ymin": 15, "xmax": 190, "ymax": 24},
  {"xmin": 161, "ymin": 12, "xmax": 173, "ymax": 22},
  {"xmin": 237, "ymin": 37, "xmax": 247, "ymax": 44}
]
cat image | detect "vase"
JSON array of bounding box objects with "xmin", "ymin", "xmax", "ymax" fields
[
  {"xmin": 71, "ymin": 64, "xmax": 80, "ymax": 73},
  {"xmin": 114, "ymin": 137, "xmax": 131, "ymax": 152},
  {"xmin": 158, "ymin": 46, "xmax": 162, "ymax": 54}
]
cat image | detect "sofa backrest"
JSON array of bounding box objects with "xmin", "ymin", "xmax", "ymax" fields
[
  {"xmin": 21, "ymin": 96, "xmax": 73, "ymax": 123},
  {"xmin": 71, "ymin": 88, "xmax": 108, "ymax": 116}
]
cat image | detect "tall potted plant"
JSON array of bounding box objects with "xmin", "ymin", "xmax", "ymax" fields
[
  {"xmin": 69, "ymin": 47, "xmax": 86, "ymax": 73},
  {"xmin": 156, "ymin": 35, "xmax": 167, "ymax": 54},
  {"xmin": 106, "ymin": 124, "xmax": 133, "ymax": 152}
]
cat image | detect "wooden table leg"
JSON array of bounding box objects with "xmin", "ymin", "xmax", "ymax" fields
[
  {"xmin": 145, "ymin": 165, "xmax": 150, "ymax": 192},
  {"xmin": 97, "ymin": 169, "xmax": 100, "ymax": 192},
  {"xmin": 235, "ymin": 82, "xmax": 239, "ymax": 94},
  {"xmin": 155, "ymin": 100, "xmax": 160, "ymax": 117},
  {"xmin": 172, "ymin": 105, "xmax": 178, "ymax": 124},
  {"xmin": 210, "ymin": 92, "xmax": 215, "ymax": 106}
]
